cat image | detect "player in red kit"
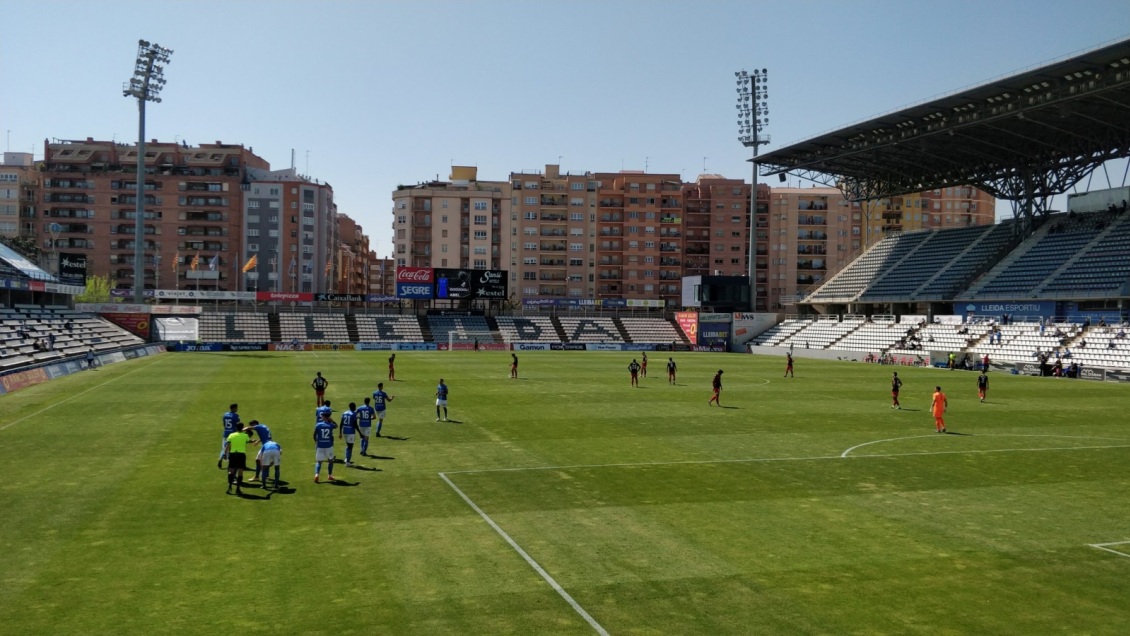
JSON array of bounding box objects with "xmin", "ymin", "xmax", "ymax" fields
[{"xmin": 708, "ymin": 370, "xmax": 723, "ymax": 406}]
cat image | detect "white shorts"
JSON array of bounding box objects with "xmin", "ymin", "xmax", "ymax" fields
[
  {"xmin": 436, "ymin": 399, "xmax": 447, "ymax": 407},
  {"xmin": 358, "ymin": 425, "xmax": 371, "ymax": 436},
  {"xmin": 375, "ymin": 410, "xmax": 386, "ymax": 420},
  {"xmin": 260, "ymin": 450, "xmax": 281, "ymax": 466},
  {"xmin": 343, "ymin": 433, "xmax": 356, "ymax": 444},
  {"xmin": 315, "ymin": 447, "xmax": 334, "ymax": 462}
]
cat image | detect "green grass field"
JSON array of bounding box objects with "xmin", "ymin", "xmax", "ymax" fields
[{"xmin": 3, "ymin": 350, "xmax": 1130, "ymax": 635}]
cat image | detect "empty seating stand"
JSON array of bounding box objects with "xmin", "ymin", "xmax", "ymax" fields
[
  {"xmin": 427, "ymin": 315, "xmax": 494, "ymax": 343},
  {"xmin": 495, "ymin": 316, "xmax": 559, "ymax": 343},
  {"xmin": 354, "ymin": 315, "xmax": 424, "ymax": 342},
  {"xmin": 198, "ymin": 313, "xmax": 271, "ymax": 342},
  {"xmin": 616, "ymin": 317, "xmax": 684, "ymax": 343},
  {"xmin": 557, "ymin": 316, "xmax": 623, "ymax": 342},
  {"xmin": 278, "ymin": 314, "xmax": 349, "ymax": 342}
]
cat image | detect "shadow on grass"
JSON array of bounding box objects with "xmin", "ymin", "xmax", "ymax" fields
[
  {"xmin": 943, "ymin": 430, "xmax": 972, "ymax": 436},
  {"xmin": 718, "ymin": 405, "xmax": 740, "ymax": 409},
  {"xmin": 440, "ymin": 419, "xmax": 464, "ymax": 424},
  {"xmin": 326, "ymin": 479, "xmax": 359, "ymax": 487},
  {"xmin": 347, "ymin": 464, "xmax": 382, "ymax": 472},
  {"xmin": 896, "ymin": 408, "xmax": 921, "ymax": 412},
  {"xmin": 365, "ymin": 455, "xmax": 395, "ymax": 460},
  {"xmin": 379, "ymin": 435, "xmax": 409, "ymax": 441},
  {"xmin": 233, "ymin": 490, "xmax": 271, "ymax": 501}
]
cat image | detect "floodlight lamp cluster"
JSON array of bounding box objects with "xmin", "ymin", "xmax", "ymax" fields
[
  {"xmin": 123, "ymin": 39, "xmax": 173, "ymax": 102},
  {"xmin": 735, "ymin": 69, "xmax": 770, "ymax": 146}
]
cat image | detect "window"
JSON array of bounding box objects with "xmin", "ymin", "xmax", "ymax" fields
[
  {"xmin": 570, "ymin": 198, "xmax": 584, "ymax": 206},
  {"xmin": 474, "ymin": 215, "xmax": 487, "ymax": 225},
  {"xmin": 570, "ymin": 212, "xmax": 583, "ymax": 221},
  {"xmin": 524, "ymin": 257, "xmax": 537, "ymax": 265},
  {"xmin": 644, "ymin": 270, "xmax": 653, "ymax": 278},
  {"xmin": 570, "ymin": 182, "xmax": 584, "ymax": 190},
  {"xmin": 248, "ymin": 243, "xmax": 259, "ymax": 252},
  {"xmin": 442, "ymin": 215, "xmax": 448, "ymax": 223},
  {"xmin": 524, "ymin": 196, "xmax": 537, "ymax": 205},
  {"xmin": 441, "ymin": 229, "xmax": 448, "ymax": 238},
  {"xmin": 397, "ymin": 215, "xmax": 406, "ymax": 224},
  {"xmin": 644, "ymin": 241, "xmax": 654, "ymax": 249},
  {"xmin": 732, "ymin": 216, "xmax": 742, "ymax": 223},
  {"xmin": 644, "ymin": 256, "xmax": 654, "ymax": 263},
  {"xmin": 628, "ymin": 227, "xmax": 639, "ymax": 234},
  {"xmin": 628, "ymin": 241, "xmax": 639, "ymax": 249},
  {"xmin": 569, "ymin": 258, "xmax": 583, "ymax": 266},
  {"xmin": 474, "ymin": 201, "xmax": 488, "ymax": 210},
  {"xmin": 523, "ymin": 271, "xmax": 537, "ymax": 280},
  {"xmin": 441, "ymin": 245, "xmax": 448, "ymax": 253},
  {"xmin": 524, "ymin": 228, "xmax": 537, "ymax": 235},
  {"xmin": 473, "ymin": 230, "xmax": 487, "ymax": 240},
  {"xmin": 569, "ymin": 243, "xmax": 583, "ymax": 252},
  {"xmin": 524, "ymin": 212, "xmax": 537, "ymax": 220},
  {"xmin": 474, "ymin": 246, "xmax": 487, "ymax": 255},
  {"xmin": 442, "ymin": 201, "xmax": 448, "ymax": 208},
  {"xmin": 248, "ymin": 229, "xmax": 260, "ymax": 237},
  {"xmin": 645, "ymin": 226, "xmax": 655, "ymax": 234},
  {"xmin": 474, "ymin": 259, "xmax": 486, "ymax": 269},
  {"xmin": 524, "ymin": 242, "xmax": 537, "ymax": 250}
]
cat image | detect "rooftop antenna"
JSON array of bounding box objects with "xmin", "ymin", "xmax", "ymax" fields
[
  {"xmin": 291, "ymin": 148, "xmax": 295, "ymax": 170},
  {"xmin": 5, "ymin": 130, "xmax": 9, "ymax": 152},
  {"xmin": 305, "ymin": 150, "xmax": 310, "ymax": 175},
  {"xmin": 703, "ymin": 156, "xmax": 708, "ymax": 172}
]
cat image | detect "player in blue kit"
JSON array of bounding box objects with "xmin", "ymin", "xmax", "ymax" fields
[
  {"xmin": 313, "ymin": 412, "xmax": 337, "ymax": 483},
  {"xmin": 372, "ymin": 383, "xmax": 394, "ymax": 437},
  {"xmin": 218, "ymin": 404, "xmax": 240, "ymax": 469},
  {"xmin": 436, "ymin": 378, "xmax": 449, "ymax": 422},
  {"xmin": 259, "ymin": 439, "xmax": 282, "ymax": 489},
  {"xmin": 245, "ymin": 420, "xmax": 272, "ymax": 482},
  {"xmin": 338, "ymin": 403, "xmax": 359, "ymax": 466},
  {"xmin": 356, "ymin": 397, "xmax": 376, "ymax": 456},
  {"xmin": 315, "ymin": 400, "xmax": 332, "ymax": 424}
]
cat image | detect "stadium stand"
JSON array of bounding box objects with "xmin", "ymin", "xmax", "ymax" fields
[
  {"xmin": 427, "ymin": 314, "xmax": 495, "ymax": 343},
  {"xmin": 1037, "ymin": 211, "xmax": 1130, "ymax": 297},
  {"xmin": 807, "ymin": 231, "xmax": 933, "ymax": 303},
  {"xmin": 778, "ymin": 315, "xmax": 864, "ymax": 349},
  {"xmin": 967, "ymin": 320, "xmax": 1083, "ymax": 364},
  {"xmin": 354, "ymin": 315, "xmax": 424, "ymax": 342},
  {"xmin": 616, "ymin": 317, "xmax": 684, "ymax": 343},
  {"xmin": 278, "ymin": 314, "xmax": 349, "ymax": 342},
  {"xmin": 557, "ymin": 316, "xmax": 624, "ymax": 342},
  {"xmin": 830, "ymin": 317, "xmax": 910, "ymax": 353},
  {"xmin": 198, "ymin": 313, "xmax": 271, "ymax": 342},
  {"xmin": 1063, "ymin": 325, "xmax": 1130, "ymax": 369},
  {"xmin": 494, "ymin": 315, "xmax": 559, "ymax": 343},
  {"xmin": 861, "ymin": 226, "xmax": 997, "ymax": 301},
  {"xmin": 1, "ymin": 307, "xmax": 145, "ymax": 370},
  {"xmin": 961, "ymin": 210, "xmax": 1128, "ymax": 300},
  {"xmin": 885, "ymin": 322, "xmax": 994, "ymax": 362},
  {"xmin": 750, "ymin": 317, "xmax": 813, "ymax": 346},
  {"xmin": 911, "ymin": 223, "xmax": 1016, "ymax": 300}
]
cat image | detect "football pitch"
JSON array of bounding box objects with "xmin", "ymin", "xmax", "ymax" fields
[{"xmin": 3, "ymin": 350, "xmax": 1130, "ymax": 634}]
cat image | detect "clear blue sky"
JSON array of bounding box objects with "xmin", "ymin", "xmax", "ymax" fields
[{"xmin": 2, "ymin": 1, "xmax": 1128, "ymax": 256}]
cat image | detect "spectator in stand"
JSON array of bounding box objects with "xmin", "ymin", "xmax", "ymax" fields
[
  {"xmin": 1080, "ymin": 339, "xmax": 1088, "ymax": 349},
  {"xmin": 1117, "ymin": 329, "xmax": 1127, "ymax": 340}
]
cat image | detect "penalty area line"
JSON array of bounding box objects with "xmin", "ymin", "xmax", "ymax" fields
[
  {"xmin": 438, "ymin": 472, "xmax": 609, "ymax": 636},
  {"xmin": 1089, "ymin": 541, "xmax": 1130, "ymax": 559},
  {"xmin": 0, "ymin": 355, "xmax": 169, "ymax": 433}
]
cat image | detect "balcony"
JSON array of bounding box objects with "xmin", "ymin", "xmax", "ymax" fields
[
  {"xmin": 181, "ymin": 196, "xmax": 226, "ymax": 207},
  {"xmin": 599, "ymin": 214, "xmax": 623, "ymax": 222},
  {"xmin": 412, "ymin": 229, "xmax": 431, "ymax": 241},
  {"xmin": 184, "ymin": 211, "xmax": 224, "ymax": 222},
  {"xmin": 599, "ymin": 229, "xmax": 623, "ymax": 237},
  {"xmin": 797, "ymin": 231, "xmax": 828, "ymax": 241},
  {"xmin": 660, "ymin": 200, "xmax": 681, "ymax": 209},
  {"xmin": 49, "ymin": 223, "xmax": 92, "ymax": 234},
  {"xmin": 797, "ymin": 216, "xmax": 826, "ymax": 226},
  {"xmin": 539, "ymin": 274, "xmax": 566, "ymax": 281},
  {"xmin": 44, "ymin": 179, "xmax": 94, "ymax": 189},
  {"xmin": 540, "ymin": 230, "xmax": 566, "ymax": 237},
  {"xmin": 112, "ymin": 224, "xmax": 157, "ymax": 235},
  {"xmin": 413, "ymin": 202, "xmax": 432, "ymax": 212},
  {"xmin": 45, "ymin": 208, "xmax": 94, "ymax": 219},
  {"xmin": 599, "ymin": 257, "xmax": 622, "ymax": 265},
  {"xmin": 540, "ymin": 258, "xmax": 566, "ymax": 266},
  {"xmin": 45, "ymin": 193, "xmax": 93, "ymax": 203},
  {"xmin": 598, "ymin": 200, "xmax": 624, "ymax": 207},
  {"xmin": 540, "ymin": 196, "xmax": 567, "ymax": 207},
  {"xmin": 539, "ymin": 213, "xmax": 567, "ymax": 222}
]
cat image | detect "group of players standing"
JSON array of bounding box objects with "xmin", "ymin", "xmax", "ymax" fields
[{"xmin": 889, "ymin": 368, "xmax": 990, "ymax": 433}]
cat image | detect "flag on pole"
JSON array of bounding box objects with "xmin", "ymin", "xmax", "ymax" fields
[
  {"xmin": 242, "ymin": 254, "xmax": 258, "ymax": 272},
  {"xmin": 208, "ymin": 254, "xmax": 219, "ymax": 271},
  {"xmin": 190, "ymin": 254, "xmax": 200, "ymax": 271},
  {"xmin": 289, "ymin": 256, "xmax": 296, "ymax": 275},
  {"xmin": 325, "ymin": 259, "xmax": 332, "ymax": 275},
  {"xmin": 173, "ymin": 251, "xmax": 180, "ymax": 275}
]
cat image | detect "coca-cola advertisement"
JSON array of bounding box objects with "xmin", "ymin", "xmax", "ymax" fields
[
  {"xmin": 473, "ymin": 269, "xmax": 508, "ymax": 299},
  {"xmin": 396, "ymin": 267, "xmax": 434, "ymax": 283}
]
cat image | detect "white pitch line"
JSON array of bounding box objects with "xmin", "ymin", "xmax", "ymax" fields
[
  {"xmin": 1089, "ymin": 542, "xmax": 1130, "ymax": 559},
  {"xmin": 442, "ymin": 443, "xmax": 1130, "ymax": 476},
  {"xmin": 438, "ymin": 472, "xmax": 609, "ymax": 636},
  {"xmin": 0, "ymin": 356, "xmax": 168, "ymax": 433},
  {"xmin": 841, "ymin": 433, "xmax": 1130, "ymax": 458}
]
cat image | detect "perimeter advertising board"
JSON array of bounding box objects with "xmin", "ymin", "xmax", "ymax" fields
[
  {"xmin": 675, "ymin": 311, "xmax": 698, "ymax": 345},
  {"xmin": 396, "ymin": 267, "xmax": 434, "ymax": 299},
  {"xmin": 472, "ymin": 269, "xmax": 508, "ymax": 300}
]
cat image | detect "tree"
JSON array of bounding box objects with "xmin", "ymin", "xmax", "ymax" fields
[{"xmin": 74, "ymin": 274, "xmax": 114, "ymax": 303}]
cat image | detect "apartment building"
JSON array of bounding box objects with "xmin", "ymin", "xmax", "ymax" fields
[
  {"xmin": 39, "ymin": 138, "xmax": 270, "ymax": 291},
  {"xmin": 764, "ymin": 185, "xmax": 996, "ymax": 309},
  {"xmin": 336, "ymin": 214, "xmax": 369, "ymax": 295},
  {"xmin": 391, "ymin": 166, "xmax": 511, "ymax": 272},
  {"xmin": 594, "ymin": 171, "xmax": 685, "ymax": 303},
  {"xmin": 239, "ymin": 167, "xmax": 337, "ymax": 294},
  {"xmin": 682, "ymin": 175, "xmax": 753, "ymax": 279},
  {"xmin": 0, "ymin": 152, "xmax": 37, "ymax": 241},
  {"xmin": 367, "ymin": 253, "xmax": 395, "ymax": 297},
  {"xmin": 510, "ymin": 165, "xmax": 597, "ymax": 299}
]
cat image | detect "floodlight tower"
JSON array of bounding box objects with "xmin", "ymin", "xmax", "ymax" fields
[
  {"xmin": 123, "ymin": 39, "xmax": 172, "ymax": 303},
  {"xmin": 736, "ymin": 68, "xmax": 770, "ymax": 296}
]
